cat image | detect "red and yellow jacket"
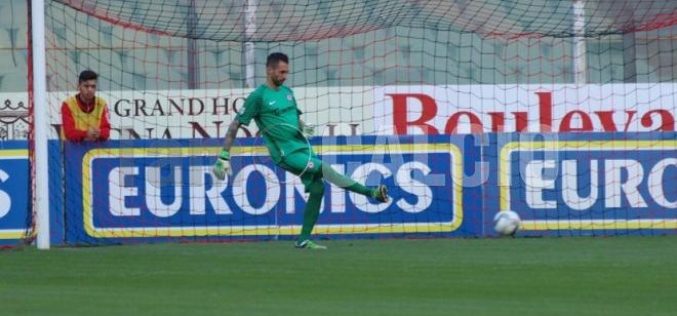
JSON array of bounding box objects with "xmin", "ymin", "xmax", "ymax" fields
[{"xmin": 61, "ymin": 94, "xmax": 111, "ymax": 142}]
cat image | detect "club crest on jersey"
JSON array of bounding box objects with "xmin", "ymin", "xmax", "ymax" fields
[{"xmin": 287, "ymin": 94, "xmax": 292, "ymax": 101}]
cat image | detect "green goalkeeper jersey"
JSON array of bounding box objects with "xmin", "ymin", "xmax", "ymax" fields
[{"xmin": 236, "ymin": 84, "xmax": 309, "ymax": 163}]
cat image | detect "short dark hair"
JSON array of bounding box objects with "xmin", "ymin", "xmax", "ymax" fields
[
  {"xmin": 266, "ymin": 52, "xmax": 289, "ymax": 68},
  {"xmin": 79, "ymin": 70, "xmax": 98, "ymax": 83}
]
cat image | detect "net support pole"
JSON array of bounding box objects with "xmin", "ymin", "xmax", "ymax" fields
[
  {"xmin": 187, "ymin": 0, "xmax": 200, "ymax": 89},
  {"xmin": 573, "ymin": 0, "xmax": 587, "ymax": 84},
  {"xmin": 622, "ymin": 7, "xmax": 637, "ymax": 83},
  {"xmin": 623, "ymin": 34, "xmax": 637, "ymax": 82},
  {"xmin": 244, "ymin": 0, "xmax": 257, "ymax": 88},
  {"xmin": 31, "ymin": 0, "xmax": 50, "ymax": 250}
]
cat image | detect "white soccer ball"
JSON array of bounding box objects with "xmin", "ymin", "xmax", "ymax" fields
[{"xmin": 494, "ymin": 210, "xmax": 521, "ymax": 236}]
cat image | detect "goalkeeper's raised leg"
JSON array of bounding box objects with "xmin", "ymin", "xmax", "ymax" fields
[{"xmin": 213, "ymin": 52, "xmax": 389, "ymax": 250}]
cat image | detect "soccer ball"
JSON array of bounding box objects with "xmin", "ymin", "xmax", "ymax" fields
[{"xmin": 493, "ymin": 210, "xmax": 521, "ymax": 236}]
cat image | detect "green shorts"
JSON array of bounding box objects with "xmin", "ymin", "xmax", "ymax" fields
[{"xmin": 277, "ymin": 150, "xmax": 323, "ymax": 192}]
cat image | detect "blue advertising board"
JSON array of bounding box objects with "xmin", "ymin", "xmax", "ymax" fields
[
  {"xmin": 0, "ymin": 142, "xmax": 30, "ymax": 243},
  {"xmin": 4, "ymin": 132, "xmax": 676, "ymax": 246},
  {"xmin": 63, "ymin": 136, "xmax": 482, "ymax": 243},
  {"xmin": 485, "ymin": 132, "xmax": 677, "ymax": 236}
]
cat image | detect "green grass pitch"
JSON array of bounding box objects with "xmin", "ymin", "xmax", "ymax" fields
[{"xmin": 1, "ymin": 236, "xmax": 676, "ymax": 316}]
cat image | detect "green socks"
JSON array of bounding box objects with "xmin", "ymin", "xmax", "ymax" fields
[{"xmin": 321, "ymin": 164, "xmax": 372, "ymax": 196}]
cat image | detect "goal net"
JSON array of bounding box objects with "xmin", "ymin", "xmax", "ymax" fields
[{"xmin": 35, "ymin": 0, "xmax": 677, "ymax": 244}]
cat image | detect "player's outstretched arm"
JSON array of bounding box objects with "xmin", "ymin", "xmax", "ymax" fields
[{"xmin": 213, "ymin": 120, "xmax": 240, "ymax": 180}]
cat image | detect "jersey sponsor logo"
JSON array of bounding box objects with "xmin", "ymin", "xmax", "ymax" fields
[{"xmin": 499, "ymin": 139, "xmax": 677, "ymax": 231}]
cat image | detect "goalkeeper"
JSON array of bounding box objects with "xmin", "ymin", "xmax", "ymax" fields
[{"xmin": 213, "ymin": 52, "xmax": 389, "ymax": 250}]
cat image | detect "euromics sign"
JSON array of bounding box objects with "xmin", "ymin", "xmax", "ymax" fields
[
  {"xmin": 0, "ymin": 143, "xmax": 30, "ymax": 240},
  {"xmin": 3, "ymin": 133, "xmax": 677, "ymax": 244},
  {"xmin": 64, "ymin": 137, "xmax": 464, "ymax": 240},
  {"xmin": 495, "ymin": 134, "xmax": 677, "ymax": 232},
  {"xmin": 375, "ymin": 84, "xmax": 676, "ymax": 134}
]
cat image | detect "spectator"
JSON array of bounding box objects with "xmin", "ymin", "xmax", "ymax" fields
[{"xmin": 61, "ymin": 70, "xmax": 111, "ymax": 142}]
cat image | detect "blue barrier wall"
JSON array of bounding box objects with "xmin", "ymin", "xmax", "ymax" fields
[
  {"xmin": 62, "ymin": 136, "xmax": 482, "ymax": 244},
  {"xmin": 0, "ymin": 141, "xmax": 30, "ymax": 245},
  {"xmin": 485, "ymin": 132, "xmax": 677, "ymax": 237},
  {"xmin": 1, "ymin": 132, "xmax": 675, "ymax": 245}
]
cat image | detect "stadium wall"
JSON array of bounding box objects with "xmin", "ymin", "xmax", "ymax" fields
[{"xmin": 1, "ymin": 132, "xmax": 676, "ymax": 245}]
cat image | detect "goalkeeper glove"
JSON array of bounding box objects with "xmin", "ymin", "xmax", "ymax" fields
[
  {"xmin": 301, "ymin": 124, "xmax": 315, "ymax": 138},
  {"xmin": 213, "ymin": 149, "xmax": 232, "ymax": 180}
]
